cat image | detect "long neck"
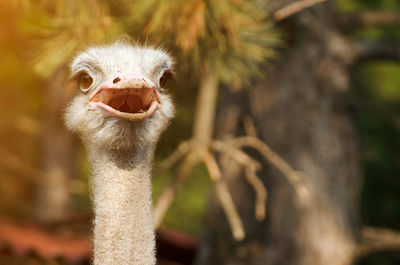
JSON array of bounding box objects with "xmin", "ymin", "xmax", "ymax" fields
[{"xmin": 87, "ymin": 144, "xmax": 156, "ymax": 265}]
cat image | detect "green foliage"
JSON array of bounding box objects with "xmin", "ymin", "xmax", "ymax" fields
[
  {"xmin": 19, "ymin": 0, "xmax": 124, "ymax": 77},
  {"xmin": 19, "ymin": 0, "xmax": 279, "ymax": 88},
  {"xmin": 352, "ymin": 61, "xmax": 400, "ymax": 265},
  {"xmin": 357, "ymin": 61, "xmax": 400, "ymax": 103},
  {"xmin": 128, "ymin": 0, "xmax": 279, "ymax": 89},
  {"xmin": 336, "ymin": 0, "xmax": 400, "ymax": 12},
  {"xmin": 152, "ymin": 164, "xmax": 212, "ymax": 235},
  {"xmin": 336, "ymin": 0, "xmax": 400, "ymax": 42},
  {"xmin": 8, "ymin": 0, "xmax": 278, "ymax": 233}
]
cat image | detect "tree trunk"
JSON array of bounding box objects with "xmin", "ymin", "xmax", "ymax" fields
[
  {"xmin": 193, "ymin": 67, "xmax": 219, "ymax": 147},
  {"xmin": 204, "ymin": 2, "xmax": 363, "ymax": 265}
]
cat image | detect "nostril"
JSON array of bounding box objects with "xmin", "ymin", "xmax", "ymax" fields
[{"xmin": 113, "ymin": 77, "xmax": 121, "ymax": 84}]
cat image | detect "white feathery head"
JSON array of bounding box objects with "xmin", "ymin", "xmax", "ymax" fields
[{"xmin": 64, "ymin": 41, "xmax": 175, "ymax": 150}]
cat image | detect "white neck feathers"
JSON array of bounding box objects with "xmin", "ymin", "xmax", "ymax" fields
[{"xmin": 88, "ymin": 145, "xmax": 156, "ymax": 265}]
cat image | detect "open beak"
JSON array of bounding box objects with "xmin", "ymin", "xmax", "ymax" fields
[{"xmin": 88, "ymin": 75, "xmax": 159, "ymax": 121}]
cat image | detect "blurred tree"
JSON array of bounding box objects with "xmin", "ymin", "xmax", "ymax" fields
[
  {"xmin": 9, "ymin": 0, "xmax": 278, "ymax": 231},
  {"xmin": 19, "ymin": 0, "xmax": 279, "ymax": 226},
  {"xmin": 127, "ymin": 0, "xmax": 279, "ymax": 240},
  {"xmin": 1, "ymin": 0, "xmax": 400, "ymax": 264},
  {"xmin": 0, "ymin": 0, "xmax": 45, "ymax": 217},
  {"xmin": 198, "ymin": 1, "xmax": 400, "ymax": 265}
]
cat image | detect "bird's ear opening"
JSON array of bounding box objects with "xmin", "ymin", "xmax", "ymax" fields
[{"xmin": 159, "ymin": 70, "xmax": 175, "ymax": 90}]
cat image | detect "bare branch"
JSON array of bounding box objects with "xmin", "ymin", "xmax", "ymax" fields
[
  {"xmin": 211, "ymin": 141, "xmax": 261, "ymax": 169},
  {"xmin": 202, "ymin": 151, "xmax": 245, "ymax": 241},
  {"xmin": 273, "ymin": 0, "xmax": 328, "ymax": 21},
  {"xmin": 357, "ymin": 226, "xmax": 400, "ymax": 256},
  {"xmin": 341, "ymin": 11, "xmax": 400, "ymax": 28},
  {"xmin": 354, "ymin": 41, "xmax": 400, "ymax": 62},
  {"xmin": 153, "ymin": 151, "xmax": 199, "ymax": 228},
  {"xmin": 243, "ymin": 115, "xmax": 258, "ymax": 137},
  {"xmin": 230, "ymin": 136, "xmax": 310, "ymax": 204},
  {"xmin": 244, "ymin": 166, "xmax": 267, "ymax": 220},
  {"xmin": 155, "ymin": 140, "xmax": 192, "ymax": 173},
  {"xmin": 211, "ymin": 140, "xmax": 267, "ymax": 220}
]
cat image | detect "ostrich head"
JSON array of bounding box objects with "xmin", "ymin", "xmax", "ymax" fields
[{"xmin": 65, "ymin": 41, "xmax": 175, "ymax": 150}]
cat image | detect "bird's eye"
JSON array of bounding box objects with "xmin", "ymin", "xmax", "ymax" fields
[
  {"xmin": 77, "ymin": 72, "xmax": 93, "ymax": 92},
  {"xmin": 159, "ymin": 70, "xmax": 173, "ymax": 90}
]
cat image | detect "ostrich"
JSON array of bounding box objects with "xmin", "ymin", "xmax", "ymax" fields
[{"xmin": 64, "ymin": 41, "xmax": 175, "ymax": 265}]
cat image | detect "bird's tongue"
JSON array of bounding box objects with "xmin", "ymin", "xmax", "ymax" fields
[
  {"xmin": 107, "ymin": 94, "xmax": 149, "ymax": 114},
  {"xmin": 119, "ymin": 101, "xmax": 131, "ymax": 113}
]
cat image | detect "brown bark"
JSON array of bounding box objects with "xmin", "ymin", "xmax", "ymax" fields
[
  {"xmin": 252, "ymin": 13, "xmax": 360, "ymax": 264},
  {"xmin": 204, "ymin": 2, "xmax": 365, "ymax": 265},
  {"xmin": 193, "ymin": 68, "xmax": 219, "ymax": 146},
  {"xmin": 357, "ymin": 227, "xmax": 400, "ymax": 256}
]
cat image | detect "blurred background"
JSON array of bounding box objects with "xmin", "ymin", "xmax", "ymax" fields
[{"xmin": 0, "ymin": 0, "xmax": 400, "ymax": 264}]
